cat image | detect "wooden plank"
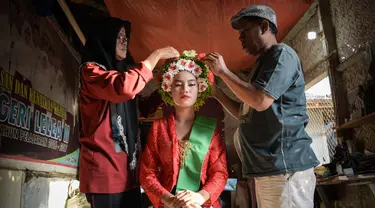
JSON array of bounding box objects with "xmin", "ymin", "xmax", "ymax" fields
[
  {"xmin": 318, "ymin": 0, "xmax": 350, "ymax": 127},
  {"xmin": 337, "ymin": 48, "xmax": 366, "ymax": 72},
  {"xmin": 282, "ymin": 1, "xmax": 319, "ymax": 44},
  {"xmin": 316, "ymin": 186, "xmax": 334, "ymax": 208},
  {"xmin": 307, "ymin": 105, "xmax": 334, "ymax": 109},
  {"xmin": 47, "ymin": 16, "xmax": 81, "ymax": 62},
  {"xmin": 69, "ymin": 0, "xmax": 108, "ymax": 12},
  {"xmin": 305, "ymin": 69, "xmax": 328, "ymax": 90},
  {"xmin": 337, "ymin": 112, "xmax": 375, "ymax": 130},
  {"xmin": 317, "ymin": 173, "xmax": 375, "ymax": 186},
  {"xmin": 57, "ymin": 0, "xmax": 86, "ymax": 45}
]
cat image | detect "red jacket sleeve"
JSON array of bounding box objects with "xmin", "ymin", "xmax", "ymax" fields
[
  {"xmin": 140, "ymin": 120, "xmax": 169, "ymax": 200},
  {"xmin": 80, "ymin": 62, "xmax": 153, "ymax": 103},
  {"xmin": 201, "ymin": 128, "xmax": 228, "ymax": 206}
]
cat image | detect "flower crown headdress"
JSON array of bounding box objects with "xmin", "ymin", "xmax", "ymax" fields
[{"xmin": 158, "ymin": 50, "xmax": 214, "ymax": 110}]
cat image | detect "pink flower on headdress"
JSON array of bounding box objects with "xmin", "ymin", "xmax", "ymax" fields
[
  {"xmin": 162, "ymin": 81, "xmax": 171, "ymax": 92},
  {"xmin": 199, "ymin": 82, "xmax": 208, "ymax": 92},
  {"xmin": 193, "ymin": 67, "xmax": 202, "ymax": 76},
  {"xmin": 197, "ymin": 53, "xmax": 206, "ymax": 61},
  {"xmin": 197, "ymin": 78, "xmax": 208, "ymax": 93},
  {"xmin": 162, "ymin": 72, "xmax": 173, "ymax": 83},
  {"xmin": 169, "ymin": 64, "xmax": 178, "ymax": 74},
  {"xmin": 188, "ymin": 61, "xmax": 195, "ymax": 69}
]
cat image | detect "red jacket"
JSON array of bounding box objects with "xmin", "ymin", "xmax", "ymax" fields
[
  {"xmin": 79, "ymin": 62, "xmax": 153, "ymax": 193},
  {"xmin": 140, "ymin": 114, "xmax": 228, "ymax": 208}
]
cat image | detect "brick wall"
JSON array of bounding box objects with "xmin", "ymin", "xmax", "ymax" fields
[
  {"xmin": 330, "ymin": 1, "xmax": 375, "ymax": 207},
  {"xmin": 332, "ymin": 0, "xmax": 375, "ymax": 154},
  {"xmin": 331, "ymin": 0, "xmax": 375, "ymax": 62},
  {"xmin": 291, "ymin": 12, "xmax": 328, "ymax": 84}
]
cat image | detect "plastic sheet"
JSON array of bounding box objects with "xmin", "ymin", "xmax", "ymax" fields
[{"xmin": 105, "ymin": 0, "xmax": 312, "ymax": 71}]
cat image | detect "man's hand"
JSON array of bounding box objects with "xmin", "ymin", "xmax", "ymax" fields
[
  {"xmin": 203, "ymin": 52, "xmax": 229, "ymax": 77},
  {"xmin": 172, "ymin": 190, "xmax": 206, "ymax": 207}
]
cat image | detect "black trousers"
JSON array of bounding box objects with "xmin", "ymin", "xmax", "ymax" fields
[{"xmin": 86, "ymin": 188, "xmax": 142, "ymax": 208}]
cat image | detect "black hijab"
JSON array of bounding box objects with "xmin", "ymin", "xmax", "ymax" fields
[
  {"xmin": 81, "ymin": 17, "xmax": 140, "ymax": 180},
  {"xmin": 82, "ymin": 17, "xmax": 134, "ymax": 71}
]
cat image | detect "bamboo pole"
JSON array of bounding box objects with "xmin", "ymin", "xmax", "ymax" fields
[{"xmin": 57, "ymin": 0, "xmax": 86, "ymax": 45}]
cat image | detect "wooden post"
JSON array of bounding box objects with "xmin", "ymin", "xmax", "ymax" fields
[
  {"xmin": 57, "ymin": 0, "xmax": 86, "ymax": 45},
  {"xmin": 317, "ymin": 0, "xmax": 350, "ymax": 128}
]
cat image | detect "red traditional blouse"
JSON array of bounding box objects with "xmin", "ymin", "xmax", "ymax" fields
[
  {"xmin": 79, "ymin": 62, "xmax": 153, "ymax": 194},
  {"xmin": 140, "ymin": 114, "xmax": 228, "ymax": 208}
]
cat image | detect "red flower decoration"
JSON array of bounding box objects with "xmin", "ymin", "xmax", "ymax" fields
[
  {"xmin": 200, "ymin": 85, "xmax": 207, "ymax": 91},
  {"xmin": 181, "ymin": 60, "xmax": 186, "ymax": 66},
  {"xmin": 207, "ymin": 72, "xmax": 215, "ymax": 85},
  {"xmin": 162, "ymin": 83, "xmax": 170, "ymax": 91},
  {"xmin": 164, "ymin": 73, "xmax": 172, "ymax": 81},
  {"xmin": 188, "ymin": 62, "xmax": 195, "ymax": 68},
  {"xmin": 194, "ymin": 67, "xmax": 200, "ymax": 74},
  {"xmin": 170, "ymin": 65, "xmax": 177, "ymax": 71},
  {"xmin": 197, "ymin": 53, "xmax": 206, "ymax": 60}
]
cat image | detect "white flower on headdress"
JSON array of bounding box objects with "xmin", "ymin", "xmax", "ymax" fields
[
  {"xmin": 197, "ymin": 78, "xmax": 206, "ymax": 85},
  {"xmin": 192, "ymin": 66, "xmax": 202, "ymax": 76},
  {"xmin": 182, "ymin": 50, "xmax": 197, "ymax": 58},
  {"xmin": 198, "ymin": 78, "xmax": 208, "ymax": 93},
  {"xmin": 161, "ymin": 80, "xmax": 172, "ymax": 92},
  {"xmin": 168, "ymin": 63, "xmax": 179, "ymax": 75},
  {"xmin": 177, "ymin": 59, "xmax": 188, "ymax": 69},
  {"xmin": 185, "ymin": 60, "xmax": 197, "ymax": 75},
  {"xmin": 162, "ymin": 71, "xmax": 174, "ymax": 84}
]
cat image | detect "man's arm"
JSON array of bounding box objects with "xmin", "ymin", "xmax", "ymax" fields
[
  {"xmin": 204, "ymin": 49, "xmax": 299, "ymax": 112},
  {"xmin": 212, "ymin": 87, "xmax": 241, "ymax": 119},
  {"xmin": 219, "ymin": 70, "xmax": 274, "ymax": 112}
]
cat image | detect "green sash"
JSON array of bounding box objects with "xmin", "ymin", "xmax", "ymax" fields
[{"xmin": 176, "ymin": 116, "xmax": 216, "ymax": 192}]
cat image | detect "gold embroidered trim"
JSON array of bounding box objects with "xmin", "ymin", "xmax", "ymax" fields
[{"xmin": 178, "ymin": 140, "xmax": 192, "ymax": 168}]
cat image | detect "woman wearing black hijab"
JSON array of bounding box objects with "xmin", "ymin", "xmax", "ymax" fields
[{"xmin": 79, "ymin": 17, "xmax": 179, "ymax": 208}]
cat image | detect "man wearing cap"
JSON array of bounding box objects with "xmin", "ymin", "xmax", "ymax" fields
[{"xmin": 204, "ymin": 5, "xmax": 319, "ymax": 208}]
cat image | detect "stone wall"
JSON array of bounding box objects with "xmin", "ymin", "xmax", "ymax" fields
[
  {"xmin": 332, "ymin": 0, "xmax": 375, "ymax": 153},
  {"xmin": 330, "ymin": 0, "xmax": 375, "ymax": 207},
  {"xmin": 291, "ymin": 11, "xmax": 329, "ymax": 84},
  {"xmin": 331, "ymin": 0, "xmax": 375, "ymax": 62},
  {"xmin": 0, "ymin": 0, "xmax": 80, "ymax": 207}
]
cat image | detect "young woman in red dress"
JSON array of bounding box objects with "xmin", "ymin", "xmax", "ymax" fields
[{"xmin": 140, "ymin": 51, "xmax": 228, "ymax": 208}]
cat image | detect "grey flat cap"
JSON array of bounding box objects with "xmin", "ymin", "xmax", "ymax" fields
[{"xmin": 231, "ymin": 5, "xmax": 277, "ymax": 30}]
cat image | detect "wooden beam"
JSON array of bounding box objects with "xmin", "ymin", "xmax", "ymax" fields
[
  {"xmin": 305, "ymin": 70, "xmax": 328, "ymax": 90},
  {"xmin": 57, "ymin": 0, "xmax": 86, "ymax": 45},
  {"xmin": 337, "ymin": 48, "xmax": 366, "ymax": 72},
  {"xmin": 282, "ymin": 1, "xmax": 319, "ymax": 44},
  {"xmin": 46, "ymin": 16, "xmax": 81, "ymax": 62},
  {"xmin": 304, "ymin": 49, "xmax": 337, "ymax": 90},
  {"xmin": 69, "ymin": 0, "xmax": 108, "ymax": 12},
  {"xmin": 337, "ymin": 112, "xmax": 375, "ymax": 130},
  {"xmin": 317, "ymin": 0, "xmax": 350, "ymax": 126}
]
